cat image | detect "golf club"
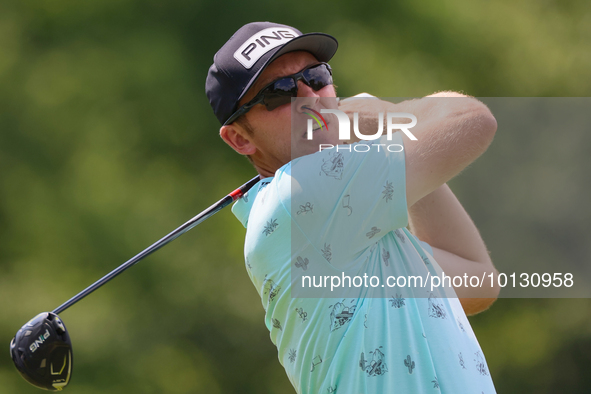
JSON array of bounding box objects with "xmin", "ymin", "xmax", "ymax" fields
[{"xmin": 10, "ymin": 175, "xmax": 260, "ymax": 391}]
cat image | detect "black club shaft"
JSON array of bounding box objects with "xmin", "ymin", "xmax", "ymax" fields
[{"xmin": 52, "ymin": 176, "xmax": 260, "ymax": 315}]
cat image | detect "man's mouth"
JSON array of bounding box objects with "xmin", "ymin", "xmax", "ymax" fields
[{"xmin": 302, "ymin": 122, "xmax": 327, "ymax": 139}]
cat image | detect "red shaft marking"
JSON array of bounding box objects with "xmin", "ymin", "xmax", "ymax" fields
[{"xmin": 229, "ymin": 189, "xmax": 243, "ymax": 201}]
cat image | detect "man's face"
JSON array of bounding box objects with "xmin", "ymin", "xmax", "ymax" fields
[{"xmin": 221, "ymin": 51, "xmax": 339, "ymax": 176}]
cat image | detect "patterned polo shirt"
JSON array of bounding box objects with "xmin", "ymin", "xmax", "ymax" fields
[{"xmin": 232, "ymin": 132, "xmax": 496, "ymax": 394}]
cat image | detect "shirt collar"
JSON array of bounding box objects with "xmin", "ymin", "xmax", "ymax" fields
[{"xmin": 231, "ymin": 176, "xmax": 274, "ymax": 228}]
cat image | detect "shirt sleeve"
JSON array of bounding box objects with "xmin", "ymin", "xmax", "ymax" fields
[{"xmin": 287, "ymin": 132, "xmax": 408, "ymax": 269}]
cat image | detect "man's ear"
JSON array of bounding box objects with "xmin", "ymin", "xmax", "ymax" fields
[{"xmin": 220, "ymin": 124, "xmax": 257, "ymax": 156}]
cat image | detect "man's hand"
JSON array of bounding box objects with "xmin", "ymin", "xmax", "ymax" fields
[{"xmin": 338, "ymin": 95, "xmax": 393, "ymax": 144}]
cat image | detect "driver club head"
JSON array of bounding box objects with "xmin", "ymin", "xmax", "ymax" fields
[{"xmin": 10, "ymin": 312, "xmax": 73, "ymax": 391}]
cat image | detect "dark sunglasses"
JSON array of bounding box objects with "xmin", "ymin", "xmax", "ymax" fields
[{"xmin": 224, "ymin": 62, "xmax": 333, "ymax": 125}]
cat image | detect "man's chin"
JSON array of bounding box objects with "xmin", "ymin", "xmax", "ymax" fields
[{"xmin": 291, "ymin": 140, "xmax": 338, "ymax": 159}]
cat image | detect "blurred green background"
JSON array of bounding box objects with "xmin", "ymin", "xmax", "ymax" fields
[{"xmin": 1, "ymin": 0, "xmax": 590, "ymax": 392}]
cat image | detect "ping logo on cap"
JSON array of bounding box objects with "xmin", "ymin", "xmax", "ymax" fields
[{"xmin": 234, "ymin": 27, "xmax": 299, "ymax": 69}]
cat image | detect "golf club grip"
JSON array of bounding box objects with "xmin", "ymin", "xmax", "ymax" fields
[{"xmin": 52, "ymin": 175, "xmax": 261, "ymax": 315}]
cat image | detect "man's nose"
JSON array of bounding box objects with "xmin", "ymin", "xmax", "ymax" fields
[{"xmin": 295, "ymin": 80, "xmax": 320, "ymax": 113}]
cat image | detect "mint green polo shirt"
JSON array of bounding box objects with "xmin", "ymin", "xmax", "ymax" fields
[{"xmin": 232, "ymin": 132, "xmax": 496, "ymax": 394}]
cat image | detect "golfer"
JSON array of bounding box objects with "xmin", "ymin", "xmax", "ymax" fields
[{"xmin": 206, "ymin": 21, "xmax": 500, "ymax": 393}]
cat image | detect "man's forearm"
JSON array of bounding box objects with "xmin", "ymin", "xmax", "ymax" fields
[
  {"xmin": 408, "ymin": 184, "xmax": 490, "ymax": 263},
  {"xmin": 339, "ymin": 93, "xmax": 497, "ymax": 207},
  {"xmin": 408, "ymin": 184, "xmax": 500, "ymax": 314}
]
